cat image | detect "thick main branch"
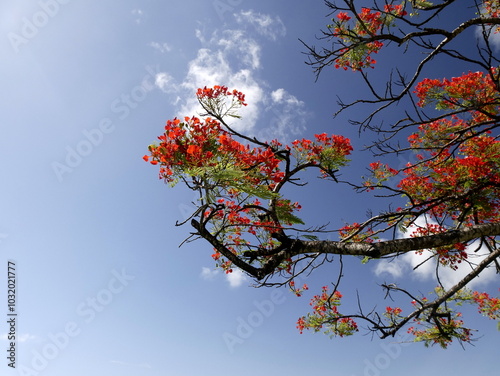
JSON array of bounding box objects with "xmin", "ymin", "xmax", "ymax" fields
[{"xmin": 294, "ymin": 222, "xmax": 500, "ymax": 258}]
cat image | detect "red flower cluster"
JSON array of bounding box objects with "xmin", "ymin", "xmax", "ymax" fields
[
  {"xmin": 144, "ymin": 116, "xmax": 223, "ymax": 182},
  {"xmin": 291, "ymin": 133, "xmax": 353, "ymax": 174},
  {"xmin": 289, "ymin": 280, "xmax": 309, "ymax": 297},
  {"xmin": 472, "ymin": 291, "xmax": 500, "ymax": 320},
  {"xmin": 398, "ymin": 131, "xmax": 500, "ymax": 224},
  {"xmin": 363, "ymin": 161, "xmax": 399, "ymax": 190},
  {"xmin": 196, "ymin": 85, "xmax": 247, "ymax": 106},
  {"xmin": 338, "ymin": 222, "xmax": 375, "ymax": 243},
  {"xmin": 336, "ymin": 12, "xmax": 351, "ymax": 22},
  {"xmin": 385, "ymin": 306, "xmax": 402, "ymax": 315},
  {"xmin": 407, "ymin": 318, "xmax": 471, "ymax": 348},
  {"xmin": 296, "ymin": 286, "xmax": 358, "ymax": 337},
  {"xmin": 414, "ymin": 70, "xmax": 499, "ymax": 121},
  {"xmin": 410, "ymin": 223, "xmax": 468, "ymax": 269},
  {"xmin": 483, "ymin": 0, "xmax": 500, "ymax": 31},
  {"xmin": 145, "ymin": 87, "xmax": 355, "ymax": 276},
  {"xmin": 331, "ymin": 5, "xmax": 406, "ymax": 70}
]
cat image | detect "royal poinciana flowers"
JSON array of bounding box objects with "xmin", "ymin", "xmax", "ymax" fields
[
  {"xmin": 329, "ymin": 4, "xmax": 407, "ymax": 70},
  {"xmin": 297, "ymin": 286, "xmax": 358, "ymax": 338},
  {"xmin": 145, "ymin": 77, "xmax": 499, "ymax": 346},
  {"xmin": 145, "ymin": 1, "xmax": 500, "ymax": 348},
  {"xmin": 145, "ymin": 85, "xmax": 353, "ymax": 275}
]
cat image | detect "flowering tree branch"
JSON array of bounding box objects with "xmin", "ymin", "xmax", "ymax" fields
[{"xmin": 144, "ymin": 0, "xmax": 500, "ymax": 347}]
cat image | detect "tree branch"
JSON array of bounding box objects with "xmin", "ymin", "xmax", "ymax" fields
[{"xmin": 292, "ymin": 222, "xmax": 500, "ymax": 259}]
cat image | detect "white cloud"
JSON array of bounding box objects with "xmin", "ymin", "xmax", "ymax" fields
[
  {"xmin": 226, "ymin": 268, "xmax": 247, "ymax": 288},
  {"xmin": 234, "ymin": 10, "xmax": 286, "ymax": 41},
  {"xmin": 392, "ymin": 216, "xmax": 440, "ymax": 281},
  {"xmin": 154, "ymin": 26, "xmax": 309, "ymax": 140},
  {"xmin": 374, "ymin": 215, "xmax": 498, "ymax": 290},
  {"xmin": 149, "ymin": 42, "xmax": 172, "ymax": 54},
  {"xmin": 257, "ymin": 88, "xmax": 307, "ymax": 140},
  {"xmin": 200, "ymin": 266, "xmax": 219, "ymax": 280},
  {"xmin": 18, "ymin": 333, "xmax": 36, "ymax": 342},
  {"xmin": 401, "ymin": 248, "xmax": 435, "ymax": 280},
  {"xmin": 374, "ymin": 258, "xmax": 405, "ymax": 279},
  {"xmin": 475, "ymin": 5, "xmax": 500, "ymax": 50},
  {"xmin": 131, "ymin": 9, "xmax": 144, "ymax": 24},
  {"xmin": 437, "ymin": 241, "xmax": 498, "ymax": 290},
  {"xmin": 201, "ymin": 266, "xmax": 247, "ymax": 288},
  {"xmin": 271, "ymin": 88, "xmax": 301, "ymax": 105},
  {"xmin": 475, "ymin": 25, "xmax": 500, "ymax": 50},
  {"xmin": 154, "ymin": 72, "xmax": 176, "ymax": 93},
  {"xmin": 217, "ymin": 29, "xmax": 261, "ymax": 70},
  {"xmin": 271, "ymin": 88, "xmax": 285, "ymax": 104},
  {"xmin": 174, "ymin": 29, "xmax": 265, "ymax": 132}
]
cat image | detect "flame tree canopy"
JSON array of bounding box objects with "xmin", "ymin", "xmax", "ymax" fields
[{"xmin": 144, "ymin": 0, "xmax": 500, "ymax": 348}]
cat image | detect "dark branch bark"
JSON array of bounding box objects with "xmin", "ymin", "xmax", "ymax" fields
[
  {"xmin": 379, "ymin": 244, "xmax": 500, "ymax": 338},
  {"xmin": 192, "ymin": 214, "xmax": 500, "ymax": 281},
  {"xmin": 191, "ymin": 219, "xmax": 266, "ymax": 279},
  {"xmin": 293, "ymin": 222, "xmax": 500, "ymax": 259}
]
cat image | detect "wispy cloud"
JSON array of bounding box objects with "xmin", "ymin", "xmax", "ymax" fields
[
  {"xmin": 226, "ymin": 268, "xmax": 247, "ymax": 288},
  {"xmin": 217, "ymin": 29, "xmax": 261, "ymax": 70},
  {"xmin": 260, "ymin": 88, "xmax": 307, "ymax": 140},
  {"xmin": 152, "ymin": 15, "xmax": 308, "ymax": 140},
  {"xmin": 131, "ymin": 9, "xmax": 145, "ymax": 24},
  {"xmin": 234, "ymin": 10, "xmax": 286, "ymax": 41},
  {"xmin": 149, "ymin": 41, "xmax": 172, "ymax": 54},
  {"xmin": 155, "ymin": 72, "xmax": 176, "ymax": 93},
  {"xmin": 475, "ymin": 25, "xmax": 500, "ymax": 50},
  {"xmin": 201, "ymin": 267, "xmax": 247, "ymax": 288},
  {"xmin": 374, "ymin": 258, "xmax": 405, "ymax": 279},
  {"xmin": 200, "ymin": 267, "xmax": 219, "ymax": 281}
]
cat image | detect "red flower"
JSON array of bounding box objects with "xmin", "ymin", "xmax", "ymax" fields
[{"xmin": 337, "ymin": 12, "xmax": 351, "ymax": 21}]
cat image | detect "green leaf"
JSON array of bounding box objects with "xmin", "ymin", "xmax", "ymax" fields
[
  {"xmin": 275, "ymin": 203, "xmax": 305, "ymax": 225},
  {"xmin": 236, "ymin": 183, "xmax": 278, "ymax": 200},
  {"xmin": 211, "ymin": 168, "xmax": 246, "ymax": 181},
  {"xmin": 282, "ymin": 212, "xmax": 305, "ymax": 225}
]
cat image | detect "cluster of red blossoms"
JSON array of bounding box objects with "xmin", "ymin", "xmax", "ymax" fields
[
  {"xmin": 332, "ymin": 5, "xmax": 407, "ymax": 70},
  {"xmin": 472, "ymin": 290, "xmax": 500, "ymax": 320},
  {"xmin": 483, "ymin": 0, "xmax": 500, "ymax": 28},
  {"xmin": 144, "ymin": 68, "xmax": 500, "ymax": 344},
  {"xmin": 145, "ymin": 86, "xmax": 354, "ymax": 276},
  {"xmin": 410, "ymin": 223, "xmax": 468, "ymax": 270},
  {"xmin": 143, "ymin": 116, "xmax": 224, "ymax": 181},
  {"xmin": 414, "ymin": 70, "xmax": 500, "ymax": 119},
  {"xmin": 196, "ymin": 85, "xmax": 247, "ymax": 105},
  {"xmin": 397, "ymin": 70, "xmax": 500, "ymax": 225},
  {"xmin": 296, "ymin": 286, "xmax": 358, "ymax": 337}
]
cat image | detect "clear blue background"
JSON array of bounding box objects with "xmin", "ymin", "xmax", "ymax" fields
[{"xmin": 0, "ymin": 1, "xmax": 498, "ymax": 375}]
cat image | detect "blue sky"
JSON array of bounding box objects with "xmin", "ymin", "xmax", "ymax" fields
[{"xmin": 0, "ymin": 1, "xmax": 499, "ymax": 375}]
